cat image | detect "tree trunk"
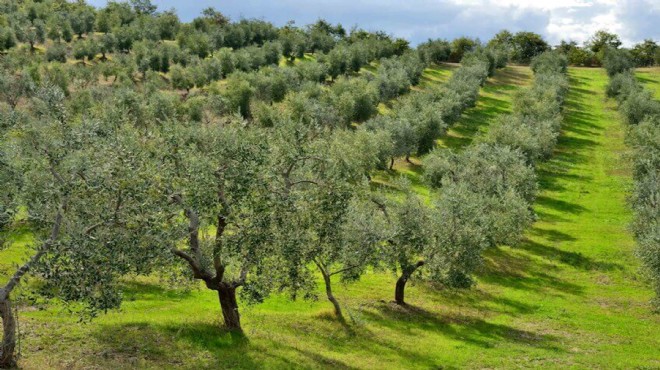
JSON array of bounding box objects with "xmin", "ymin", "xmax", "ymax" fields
[
  {"xmin": 405, "ymin": 154, "xmax": 412, "ymax": 163},
  {"xmin": 0, "ymin": 298, "xmax": 16, "ymax": 369},
  {"xmin": 389, "ymin": 157, "xmax": 395, "ymax": 170},
  {"xmin": 321, "ymin": 270, "xmax": 345, "ymax": 322},
  {"xmin": 217, "ymin": 284, "xmax": 241, "ymax": 332},
  {"xmin": 394, "ymin": 261, "xmax": 425, "ymax": 305}
]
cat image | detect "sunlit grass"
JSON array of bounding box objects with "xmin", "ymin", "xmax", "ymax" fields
[{"xmin": 635, "ymin": 67, "xmax": 660, "ymax": 99}]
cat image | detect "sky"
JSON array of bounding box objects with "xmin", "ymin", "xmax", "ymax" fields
[{"xmin": 87, "ymin": 0, "xmax": 659, "ymax": 46}]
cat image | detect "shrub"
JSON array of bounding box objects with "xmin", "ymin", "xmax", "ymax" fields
[
  {"xmin": 606, "ymin": 71, "xmax": 639, "ymax": 99},
  {"xmin": 620, "ymin": 89, "xmax": 660, "ymax": 125},
  {"xmin": 45, "ymin": 43, "xmax": 67, "ymax": 63},
  {"xmin": 603, "ymin": 47, "xmax": 633, "ymax": 77}
]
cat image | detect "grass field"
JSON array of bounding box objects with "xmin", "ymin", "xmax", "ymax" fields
[
  {"xmin": 635, "ymin": 67, "xmax": 660, "ymax": 99},
  {"xmin": 2, "ymin": 67, "xmax": 660, "ymax": 369}
]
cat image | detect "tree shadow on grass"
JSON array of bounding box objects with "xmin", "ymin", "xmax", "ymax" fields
[
  {"xmin": 536, "ymin": 163, "xmax": 593, "ymax": 192},
  {"xmin": 479, "ymin": 247, "xmax": 584, "ymax": 296},
  {"xmin": 93, "ymin": 321, "xmax": 265, "ymax": 369},
  {"xmin": 415, "ymin": 283, "xmax": 540, "ymax": 316},
  {"xmin": 492, "ymin": 67, "xmax": 532, "ymax": 87},
  {"xmin": 534, "ymin": 210, "xmax": 571, "ymax": 223},
  {"xmin": 440, "ymin": 95, "xmax": 510, "ymax": 150},
  {"xmin": 518, "ymin": 239, "xmax": 623, "ymax": 272},
  {"xmin": 634, "ymin": 74, "xmax": 656, "ymax": 85},
  {"xmin": 361, "ymin": 302, "xmax": 563, "ymax": 352},
  {"xmin": 529, "ymin": 227, "xmax": 577, "ymax": 242},
  {"xmin": 92, "ymin": 314, "xmax": 438, "ymax": 369},
  {"xmin": 535, "ymin": 195, "xmax": 588, "ymax": 215},
  {"xmin": 121, "ymin": 280, "xmax": 196, "ymax": 302}
]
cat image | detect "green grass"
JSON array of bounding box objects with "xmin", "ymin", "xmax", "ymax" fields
[
  {"xmin": 3, "ymin": 67, "xmax": 660, "ymax": 369},
  {"xmin": 635, "ymin": 67, "xmax": 660, "ymax": 99}
]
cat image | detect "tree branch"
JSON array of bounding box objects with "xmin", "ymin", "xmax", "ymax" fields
[
  {"xmin": 170, "ymin": 248, "xmax": 213, "ymax": 281},
  {"xmin": 329, "ymin": 263, "xmax": 363, "ymax": 277},
  {"xmin": 289, "ymin": 179, "xmax": 320, "ymax": 187},
  {"xmin": 1, "ymin": 199, "xmax": 67, "ymax": 299},
  {"xmin": 231, "ymin": 264, "xmax": 249, "ymax": 288}
]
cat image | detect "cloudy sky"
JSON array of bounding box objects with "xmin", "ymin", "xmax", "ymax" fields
[{"xmin": 87, "ymin": 0, "xmax": 659, "ymax": 46}]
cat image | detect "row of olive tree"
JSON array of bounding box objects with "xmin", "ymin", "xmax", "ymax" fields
[
  {"xmin": 214, "ymin": 47, "xmax": 427, "ymax": 126},
  {"xmin": 485, "ymin": 51, "xmax": 569, "ymax": 164},
  {"xmin": 556, "ymin": 30, "xmax": 658, "ymax": 68},
  {"xmin": 417, "ymin": 51, "xmax": 569, "ymax": 297},
  {"xmin": 363, "ymin": 47, "xmax": 502, "ymax": 170},
  {"xmin": 604, "ymin": 49, "xmax": 660, "ymax": 309},
  {"xmin": 0, "ymin": 78, "xmax": 486, "ymax": 362},
  {"xmin": 308, "ymin": 47, "xmax": 504, "ymax": 306}
]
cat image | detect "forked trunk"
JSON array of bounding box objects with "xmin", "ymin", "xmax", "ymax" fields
[
  {"xmin": 0, "ymin": 298, "xmax": 16, "ymax": 369},
  {"xmin": 321, "ymin": 270, "xmax": 345, "ymax": 322},
  {"xmin": 217, "ymin": 284, "xmax": 241, "ymax": 332},
  {"xmin": 394, "ymin": 261, "xmax": 425, "ymax": 305}
]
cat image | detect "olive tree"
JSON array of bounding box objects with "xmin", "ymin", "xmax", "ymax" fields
[
  {"xmin": 169, "ymin": 64, "xmax": 194, "ymax": 93},
  {"xmin": 418, "ymin": 38, "xmax": 451, "ymax": 65},
  {"xmin": 364, "ymin": 115, "xmax": 417, "ymax": 168},
  {"xmin": 69, "ymin": 7, "xmax": 96, "ymax": 38},
  {"xmin": 628, "ymin": 117, "xmax": 660, "ymax": 308},
  {"xmin": 119, "ymin": 117, "xmax": 274, "ymax": 332},
  {"xmin": 427, "ymin": 183, "xmax": 490, "ymax": 288},
  {"xmin": 0, "ymin": 71, "xmax": 34, "ymax": 109},
  {"xmin": 98, "ymin": 33, "xmax": 117, "ymax": 60},
  {"xmin": 269, "ymin": 124, "xmax": 383, "ymax": 321},
  {"xmin": 603, "ymin": 47, "xmax": 633, "ymax": 77},
  {"xmin": 382, "ymin": 192, "xmax": 436, "ymax": 305},
  {"xmin": 0, "ymin": 85, "xmax": 153, "ymax": 367},
  {"xmin": 424, "ymin": 143, "xmax": 537, "ymax": 248}
]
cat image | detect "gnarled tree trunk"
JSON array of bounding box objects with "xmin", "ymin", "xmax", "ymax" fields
[
  {"xmin": 217, "ymin": 284, "xmax": 241, "ymax": 332},
  {"xmin": 394, "ymin": 260, "xmax": 425, "ymax": 305},
  {"xmin": 0, "ymin": 298, "xmax": 16, "ymax": 369}
]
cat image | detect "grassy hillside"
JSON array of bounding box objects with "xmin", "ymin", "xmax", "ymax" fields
[{"xmin": 3, "ymin": 67, "xmax": 660, "ymax": 369}]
